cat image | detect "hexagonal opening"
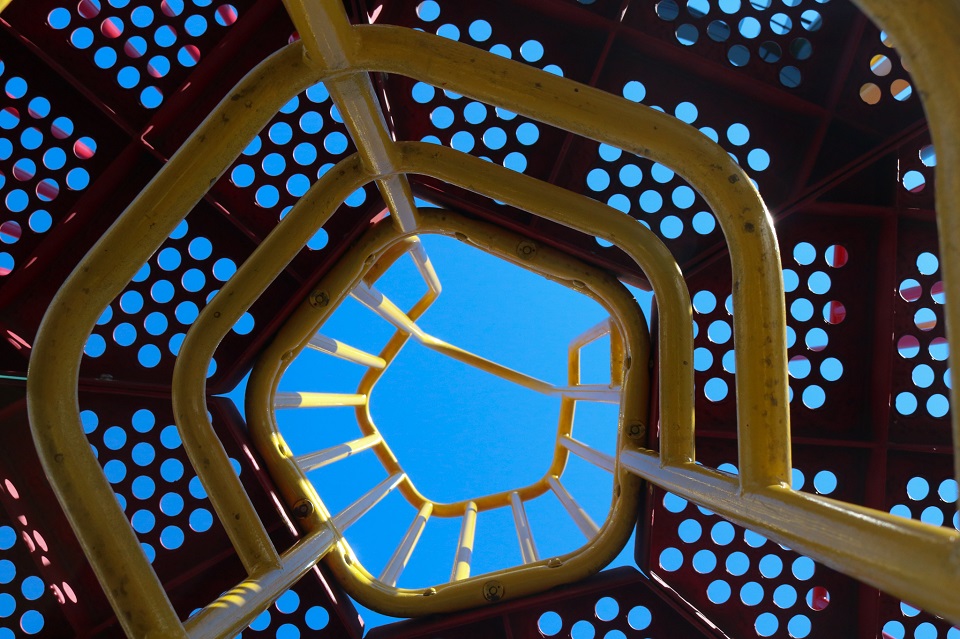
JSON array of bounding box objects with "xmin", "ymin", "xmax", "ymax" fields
[{"xmin": 249, "ymin": 210, "xmax": 651, "ymax": 614}]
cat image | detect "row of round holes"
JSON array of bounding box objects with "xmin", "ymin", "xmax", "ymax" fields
[
  {"xmin": 661, "ymin": 470, "xmax": 830, "ymax": 639},
  {"xmin": 0, "ymin": 69, "xmax": 98, "ymax": 276},
  {"xmin": 901, "ymin": 143, "xmax": 936, "ymax": 194},
  {"xmin": 654, "ymin": 0, "xmax": 827, "ymax": 85},
  {"xmin": 50, "ymin": 0, "xmax": 238, "ymax": 108},
  {"xmin": 537, "ymin": 598, "xmax": 652, "ymax": 638},
  {"xmin": 894, "ymin": 252, "xmax": 950, "ymax": 419},
  {"xmin": 0, "ymin": 526, "xmax": 46, "ymax": 635},
  {"xmin": 693, "ymin": 242, "xmax": 846, "ymax": 406},
  {"xmin": 859, "ymin": 31, "xmax": 914, "ymax": 106},
  {"xmin": 83, "ymin": 408, "xmax": 219, "ymax": 562},
  {"xmin": 84, "ymin": 220, "xmax": 249, "ymax": 373}
]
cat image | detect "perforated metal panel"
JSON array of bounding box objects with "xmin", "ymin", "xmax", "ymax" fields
[{"xmin": 0, "ymin": 0, "xmax": 953, "ymax": 637}]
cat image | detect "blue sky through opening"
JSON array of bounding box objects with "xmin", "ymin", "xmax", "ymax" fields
[{"xmin": 227, "ymin": 232, "xmax": 653, "ymax": 632}]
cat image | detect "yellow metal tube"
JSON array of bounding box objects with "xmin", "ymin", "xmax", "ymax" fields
[
  {"xmin": 396, "ymin": 142, "xmax": 692, "ymax": 466},
  {"xmin": 556, "ymin": 385, "xmax": 621, "ymax": 403},
  {"xmin": 26, "ymin": 42, "xmax": 318, "ymax": 637},
  {"xmin": 852, "ymin": 0, "xmax": 960, "ymax": 509},
  {"xmin": 273, "ymin": 392, "xmax": 367, "ymax": 409},
  {"xmin": 296, "ymin": 434, "xmax": 383, "ymax": 473},
  {"xmin": 509, "ymin": 492, "xmax": 539, "ymax": 565},
  {"xmin": 351, "ymin": 281, "xmax": 565, "ymax": 395},
  {"xmin": 560, "ymin": 436, "xmax": 615, "ymax": 473},
  {"xmin": 621, "ymin": 450, "xmax": 960, "ymax": 624},
  {"xmin": 450, "ymin": 501, "xmax": 478, "ymax": 582},
  {"xmin": 307, "ymin": 334, "xmax": 387, "ymax": 369},
  {"xmin": 547, "ymin": 476, "xmax": 600, "ymax": 540},
  {"xmin": 380, "ymin": 504, "xmax": 433, "ymax": 587},
  {"xmin": 282, "ymin": 0, "xmax": 420, "ymax": 233},
  {"xmin": 246, "ymin": 209, "xmax": 648, "ymax": 615},
  {"xmin": 333, "ymin": 473, "xmax": 407, "ymax": 531},
  {"xmin": 355, "ymin": 26, "xmax": 788, "ymax": 485},
  {"xmin": 183, "ymin": 527, "xmax": 335, "ymax": 639}
]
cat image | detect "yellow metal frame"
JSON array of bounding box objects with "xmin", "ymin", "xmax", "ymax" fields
[
  {"xmin": 245, "ymin": 204, "xmax": 652, "ymax": 615},
  {"xmin": 22, "ymin": 0, "xmax": 960, "ymax": 635}
]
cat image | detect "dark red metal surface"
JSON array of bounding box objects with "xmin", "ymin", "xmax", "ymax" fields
[{"xmin": 0, "ymin": 0, "xmax": 952, "ymax": 636}]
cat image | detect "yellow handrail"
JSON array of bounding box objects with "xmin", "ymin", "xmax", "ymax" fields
[{"xmin": 23, "ymin": 0, "xmax": 960, "ymax": 633}]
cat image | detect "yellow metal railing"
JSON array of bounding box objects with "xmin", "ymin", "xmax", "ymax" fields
[
  {"xmin": 246, "ymin": 207, "xmax": 651, "ymax": 614},
  {"xmin": 23, "ymin": 0, "xmax": 960, "ymax": 636}
]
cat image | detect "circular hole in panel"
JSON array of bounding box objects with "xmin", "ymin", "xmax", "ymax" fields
[
  {"xmin": 740, "ymin": 582, "xmax": 764, "ymax": 606},
  {"xmin": 676, "ymin": 23, "xmax": 699, "ymax": 45},
  {"xmin": 627, "ymin": 606, "xmax": 651, "ymax": 631},
  {"xmin": 708, "ymin": 20, "xmax": 731, "ymax": 41},
  {"xmin": 707, "ymin": 580, "xmax": 731, "ymax": 604},
  {"xmin": 902, "ymin": 170, "xmax": 925, "ymax": 193},
  {"xmin": 870, "ymin": 54, "xmax": 892, "ymax": 76},
  {"xmin": 891, "ymin": 79, "xmax": 912, "ymax": 101},
  {"xmin": 813, "ymin": 470, "xmax": 837, "ymax": 494},
  {"xmin": 938, "ymin": 479, "xmax": 959, "ymax": 503},
  {"xmin": 800, "ymin": 9, "xmax": 822, "ymax": 30},
  {"xmin": 728, "ymin": 44, "xmax": 751, "ymax": 66},
  {"xmin": 895, "ymin": 391, "xmax": 917, "ymax": 415},
  {"xmin": 755, "ymin": 612, "xmax": 778, "ymax": 637},
  {"xmin": 858, "ymin": 82, "xmax": 881, "ymax": 105},
  {"xmin": 802, "ymin": 385, "xmax": 825, "ymax": 409},
  {"xmin": 912, "ymin": 364, "xmax": 935, "ymax": 388},
  {"xmin": 774, "ymin": 584, "xmax": 798, "ymax": 609},
  {"xmin": 656, "ymin": 0, "xmax": 681, "ymax": 20},
  {"xmin": 920, "ymin": 506, "xmax": 944, "ymax": 526},
  {"xmin": 822, "ymin": 301, "xmax": 845, "ymax": 324},
  {"xmin": 659, "ymin": 547, "xmax": 683, "ymax": 571},
  {"xmin": 788, "ymin": 355, "xmax": 810, "ymax": 379},
  {"xmin": 807, "ymin": 271, "xmax": 831, "ymax": 295},
  {"xmin": 919, "ymin": 144, "xmax": 936, "ymax": 167},
  {"xmin": 595, "ymin": 597, "xmax": 618, "ymax": 622},
  {"xmin": 820, "ymin": 358, "xmax": 843, "ymax": 382},
  {"xmin": 537, "ymin": 611, "xmax": 562, "ymax": 636},
  {"xmin": 571, "ymin": 621, "xmax": 595, "ymax": 639},
  {"xmin": 930, "ymin": 281, "xmax": 945, "ymax": 304},
  {"xmin": 693, "ymin": 549, "xmax": 717, "ymax": 573},
  {"xmin": 917, "ymin": 251, "xmax": 939, "ymax": 275},
  {"xmin": 520, "ymin": 40, "xmax": 544, "ymax": 62},
  {"xmin": 711, "ymin": 521, "xmax": 735, "ymax": 545},
  {"xmin": 725, "ymin": 551, "xmax": 749, "ymax": 576},
  {"xmin": 759, "ymin": 41, "xmax": 783, "ymax": 63},
  {"xmin": 790, "ymin": 298, "xmax": 814, "ymax": 322},
  {"xmin": 929, "ymin": 337, "xmax": 949, "ymax": 361},
  {"xmin": 825, "ymin": 244, "xmax": 848, "ymax": 267},
  {"xmin": 788, "ymin": 614, "xmax": 812, "ymax": 638},
  {"xmin": 805, "ymin": 328, "xmax": 828, "ymax": 351},
  {"xmin": 780, "ymin": 66, "xmax": 802, "ymax": 88},
  {"xmin": 927, "ymin": 394, "xmax": 949, "ymax": 418},
  {"xmin": 914, "ymin": 307, "xmax": 937, "ymax": 331},
  {"xmin": 739, "ymin": 16, "xmax": 761, "ymax": 38},
  {"xmin": 899, "ymin": 278, "xmax": 922, "ymax": 302},
  {"xmin": 805, "ymin": 586, "xmax": 830, "ymax": 611}
]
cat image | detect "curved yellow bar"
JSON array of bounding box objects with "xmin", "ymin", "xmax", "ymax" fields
[
  {"xmin": 25, "ymin": 42, "xmax": 318, "ymax": 638},
  {"xmin": 246, "ymin": 205, "xmax": 650, "ymax": 616},
  {"xmin": 349, "ymin": 23, "xmax": 789, "ymax": 487}
]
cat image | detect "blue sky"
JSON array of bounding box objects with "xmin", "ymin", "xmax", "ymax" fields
[{"xmin": 232, "ymin": 230, "xmax": 652, "ymax": 631}]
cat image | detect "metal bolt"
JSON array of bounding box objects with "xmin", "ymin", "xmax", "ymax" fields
[
  {"xmin": 423, "ymin": 587, "xmax": 437, "ymax": 597},
  {"xmin": 547, "ymin": 558, "xmax": 563, "ymax": 568},
  {"xmin": 292, "ymin": 499, "xmax": 314, "ymax": 519},
  {"xmin": 482, "ymin": 580, "xmax": 505, "ymax": 602},
  {"xmin": 627, "ymin": 422, "xmax": 646, "ymax": 440},
  {"xmin": 309, "ymin": 289, "xmax": 330, "ymax": 308},
  {"xmin": 516, "ymin": 240, "xmax": 537, "ymax": 260}
]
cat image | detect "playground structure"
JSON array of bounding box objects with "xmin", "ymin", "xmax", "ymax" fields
[{"xmin": 0, "ymin": 0, "xmax": 958, "ymax": 637}]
